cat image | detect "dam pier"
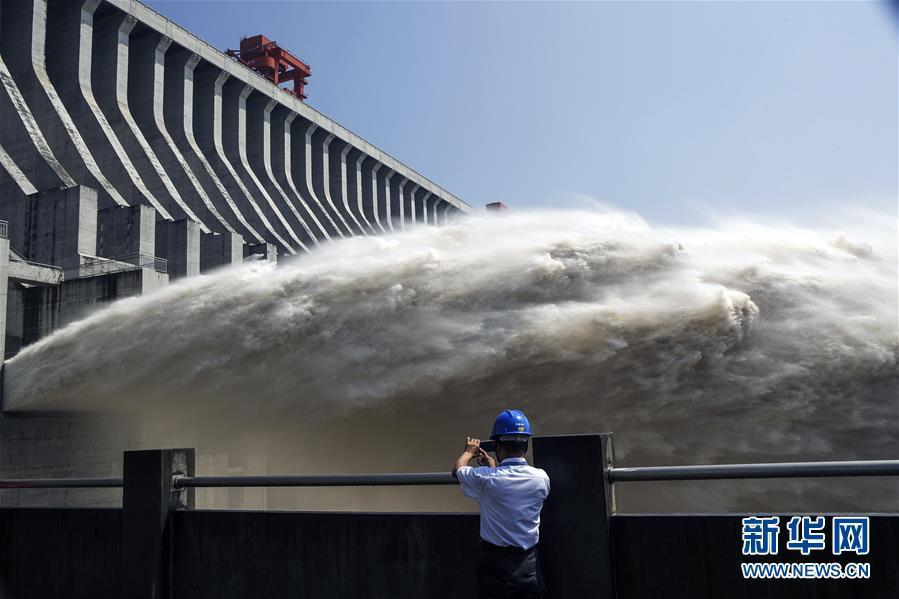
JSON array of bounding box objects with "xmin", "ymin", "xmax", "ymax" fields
[{"xmin": 0, "ymin": 0, "xmax": 473, "ymax": 367}]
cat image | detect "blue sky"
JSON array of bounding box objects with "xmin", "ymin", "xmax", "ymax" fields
[{"xmin": 146, "ymin": 1, "xmax": 896, "ymax": 225}]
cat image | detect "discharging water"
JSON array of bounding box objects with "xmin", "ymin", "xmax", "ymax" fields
[{"xmin": 6, "ymin": 209, "xmax": 897, "ymax": 511}]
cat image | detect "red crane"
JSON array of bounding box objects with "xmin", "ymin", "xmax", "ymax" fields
[{"xmin": 226, "ymin": 35, "xmax": 311, "ymax": 100}]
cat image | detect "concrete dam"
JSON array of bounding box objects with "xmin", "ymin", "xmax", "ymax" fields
[
  {"xmin": 0, "ymin": 2, "xmax": 896, "ymax": 597},
  {"xmin": 0, "ymin": 0, "xmax": 474, "ymax": 365}
]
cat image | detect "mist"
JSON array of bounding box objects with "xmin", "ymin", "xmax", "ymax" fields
[{"xmin": 6, "ymin": 208, "xmax": 897, "ymax": 512}]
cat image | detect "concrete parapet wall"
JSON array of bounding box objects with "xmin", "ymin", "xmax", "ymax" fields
[
  {"xmin": 172, "ymin": 510, "xmax": 480, "ymax": 599},
  {"xmin": 1, "ymin": 435, "xmax": 895, "ymax": 599},
  {"xmin": 612, "ymin": 514, "xmax": 899, "ymax": 598},
  {"xmin": 0, "ymin": 508, "xmax": 122, "ymax": 597},
  {"xmin": 2, "ymin": 506, "xmax": 896, "ymax": 599}
]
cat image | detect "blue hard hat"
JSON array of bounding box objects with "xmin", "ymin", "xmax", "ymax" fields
[{"xmin": 490, "ymin": 409, "xmax": 533, "ymax": 440}]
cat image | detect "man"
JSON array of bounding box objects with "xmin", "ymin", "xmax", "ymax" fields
[{"xmin": 452, "ymin": 409, "xmax": 551, "ymax": 599}]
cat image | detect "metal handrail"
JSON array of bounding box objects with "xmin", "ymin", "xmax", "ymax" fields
[
  {"xmin": 608, "ymin": 460, "xmax": 899, "ymax": 483},
  {"xmin": 2, "ymin": 459, "xmax": 898, "ymax": 490},
  {"xmin": 174, "ymin": 473, "xmax": 458, "ymax": 488},
  {"xmin": 0, "ymin": 478, "xmax": 123, "ymax": 489},
  {"xmin": 68, "ymin": 253, "xmax": 168, "ymax": 278},
  {"xmin": 9, "ymin": 255, "xmax": 63, "ymax": 271}
]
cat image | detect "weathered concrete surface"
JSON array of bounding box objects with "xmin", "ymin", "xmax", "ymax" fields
[
  {"xmin": 434, "ymin": 198, "xmax": 449, "ymax": 226},
  {"xmin": 5, "ymin": 186, "xmax": 98, "ymax": 270},
  {"xmin": 387, "ymin": 171, "xmax": 403, "ymax": 231},
  {"xmin": 231, "ymin": 84, "xmax": 299, "ymax": 254},
  {"xmin": 0, "ymin": 49, "xmax": 72, "ymax": 197},
  {"xmin": 200, "ymin": 231, "xmax": 243, "ymax": 273},
  {"xmin": 311, "ymin": 127, "xmax": 352, "ymax": 236},
  {"xmin": 44, "ymin": 0, "xmax": 153, "ymax": 211},
  {"xmin": 283, "ymin": 115, "xmax": 331, "ymax": 242},
  {"xmin": 294, "ymin": 122, "xmax": 341, "ymax": 239},
  {"xmin": 244, "ymin": 93, "xmax": 308, "ymax": 251},
  {"xmin": 0, "ymin": 0, "xmax": 124, "ymax": 208},
  {"xmin": 360, "ymin": 158, "xmax": 385, "ymax": 234},
  {"xmin": 97, "ymin": 203, "xmax": 155, "ymax": 259},
  {"xmin": 7, "ymin": 259, "xmax": 64, "ymax": 286},
  {"xmin": 406, "ymin": 185, "xmax": 421, "ymax": 225},
  {"xmin": 335, "ymin": 142, "xmax": 366, "ymax": 235},
  {"xmin": 196, "ymin": 66, "xmax": 290, "ymax": 252},
  {"xmin": 90, "ymin": 6, "xmax": 180, "ymax": 219},
  {"xmin": 0, "ymin": 4, "xmax": 71, "ymax": 201},
  {"xmin": 0, "ymin": 143, "xmax": 38, "ymax": 196},
  {"xmin": 396, "ymin": 178, "xmax": 409, "ymax": 231},
  {"xmin": 244, "ymin": 242, "xmax": 277, "ymax": 263},
  {"xmin": 0, "ymin": 236, "xmax": 8, "ymax": 361},
  {"xmin": 174, "ymin": 52, "xmax": 260, "ymax": 242},
  {"xmin": 155, "ymin": 218, "xmax": 200, "ymax": 279},
  {"xmin": 17, "ymin": 267, "xmax": 166, "ymax": 347},
  {"xmin": 128, "ymin": 26, "xmax": 219, "ymax": 233},
  {"xmin": 265, "ymin": 105, "xmax": 319, "ymax": 247},
  {"xmin": 383, "ymin": 171, "xmax": 397, "ymax": 233},
  {"xmin": 374, "ymin": 164, "xmax": 391, "ymax": 232},
  {"xmin": 348, "ymin": 150, "xmax": 375, "ymax": 234},
  {"xmin": 419, "ymin": 191, "xmax": 433, "ymax": 225}
]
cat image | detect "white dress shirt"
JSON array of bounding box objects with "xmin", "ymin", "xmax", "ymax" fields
[{"xmin": 455, "ymin": 457, "xmax": 551, "ymax": 550}]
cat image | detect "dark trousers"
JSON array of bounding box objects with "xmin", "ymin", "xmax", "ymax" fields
[{"xmin": 476, "ymin": 540, "xmax": 544, "ymax": 599}]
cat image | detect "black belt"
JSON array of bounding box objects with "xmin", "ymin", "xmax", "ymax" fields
[{"xmin": 480, "ymin": 540, "xmax": 536, "ymax": 556}]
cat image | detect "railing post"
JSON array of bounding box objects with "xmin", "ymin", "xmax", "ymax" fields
[
  {"xmin": 0, "ymin": 232, "xmax": 9, "ymax": 367},
  {"xmin": 532, "ymin": 433, "xmax": 616, "ymax": 599},
  {"xmin": 122, "ymin": 448, "xmax": 195, "ymax": 599}
]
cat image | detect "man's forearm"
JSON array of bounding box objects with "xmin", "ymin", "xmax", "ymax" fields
[{"xmin": 452, "ymin": 451, "xmax": 476, "ymax": 477}]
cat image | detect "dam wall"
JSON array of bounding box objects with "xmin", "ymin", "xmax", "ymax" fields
[{"xmin": 0, "ymin": 0, "xmax": 473, "ymax": 361}]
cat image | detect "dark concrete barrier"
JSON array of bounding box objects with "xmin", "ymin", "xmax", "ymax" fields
[
  {"xmin": 171, "ymin": 510, "xmax": 479, "ymax": 599},
  {"xmin": 532, "ymin": 433, "xmax": 616, "ymax": 598},
  {"xmin": 612, "ymin": 514, "xmax": 899, "ymax": 599},
  {"xmin": 122, "ymin": 448, "xmax": 194, "ymax": 599},
  {"xmin": 3, "ymin": 507, "xmax": 898, "ymax": 599},
  {"xmin": 0, "ymin": 508, "xmax": 121, "ymax": 599},
  {"xmin": 1, "ymin": 438, "xmax": 898, "ymax": 599}
]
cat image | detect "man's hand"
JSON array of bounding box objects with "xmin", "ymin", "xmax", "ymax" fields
[
  {"xmin": 476, "ymin": 447, "xmax": 497, "ymax": 468},
  {"xmin": 465, "ymin": 437, "xmax": 481, "ymax": 456},
  {"xmin": 453, "ymin": 436, "xmax": 493, "ymax": 477}
]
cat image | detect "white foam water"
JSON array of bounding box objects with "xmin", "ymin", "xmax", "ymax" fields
[{"xmin": 6, "ymin": 208, "xmax": 897, "ymax": 511}]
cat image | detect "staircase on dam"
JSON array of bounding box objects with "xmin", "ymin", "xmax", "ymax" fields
[{"xmin": 0, "ymin": 0, "xmax": 474, "ymax": 361}]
